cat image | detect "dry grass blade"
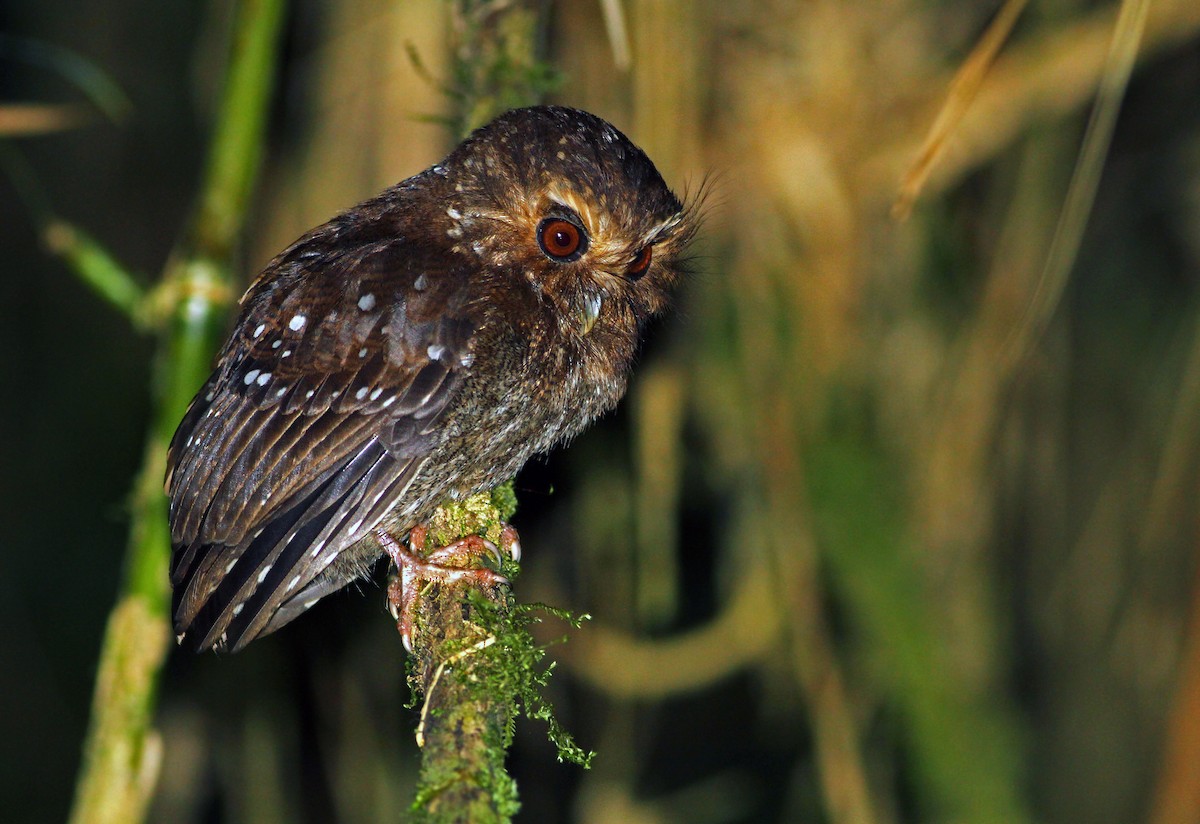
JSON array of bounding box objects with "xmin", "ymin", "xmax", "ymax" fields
[
  {"xmin": 599, "ymin": 0, "xmax": 631, "ymax": 71},
  {"xmin": 0, "ymin": 102, "xmax": 89, "ymax": 136},
  {"xmin": 1002, "ymin": 0, "xmax": 1151, "ymax": 362},
  {"xmin": 893, "ymin": 0, "xmax": 1029, "ymax": 220}
]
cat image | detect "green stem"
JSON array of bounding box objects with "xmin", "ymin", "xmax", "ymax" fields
[
  {"xmin": 67, "ymin": 2, "xmax": 286, "ymax": 822},
  {"xmin": 42, "ymin": 221, "xmax": 147, "ymax": 324}
]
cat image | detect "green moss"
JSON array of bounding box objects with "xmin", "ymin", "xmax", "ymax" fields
[{"xmin": 468, "ymin": 592, "xmax": 595, "ymax": 768}]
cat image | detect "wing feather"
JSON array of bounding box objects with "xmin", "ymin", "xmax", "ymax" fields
[{"xmin": 167, "ymin": 231, "xmax": 479, "ymax": 650}]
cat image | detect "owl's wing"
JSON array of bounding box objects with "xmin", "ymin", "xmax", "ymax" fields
[{"xmin": 167, "ymin": 235, "xmax": 478, "ymax": 652}]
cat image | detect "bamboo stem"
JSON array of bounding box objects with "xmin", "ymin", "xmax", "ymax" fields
[{"xmin": 67, "ymin": 2, "xmax": 286, "ymax": 821}]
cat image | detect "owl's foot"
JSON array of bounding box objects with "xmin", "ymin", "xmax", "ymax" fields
[{"xmin": 378, "ymin": 523, "xmax": 520, "ymax": 652}]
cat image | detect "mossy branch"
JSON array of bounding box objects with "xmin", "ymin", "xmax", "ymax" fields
[
  {"xmin": 406, "ymin": 488, "xmax": 522, "ymax": 823},
  {"xmin": 66, "ymin": 1, "xmax": 286, "ymax": 822},
  {"xmin": 406, "ymin": 489, "xmax": 593, "ymax": 824}
]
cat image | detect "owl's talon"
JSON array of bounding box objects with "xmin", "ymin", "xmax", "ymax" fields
[
  {"xmin": 500, "ymin": 523, "xmax": 521, "ymax": 563},
  {"xmin": 378, "ymin": 526, "xmax": 510, "ymax": 653}
]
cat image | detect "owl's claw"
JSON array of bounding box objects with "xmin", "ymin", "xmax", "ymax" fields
[
  {"xmin": 499, "ymin": 523, "xmax": 521, "ymax": 563},
  {"xmin": 378, "ymin": 523, "xmax": 520, "ymax": 653}
]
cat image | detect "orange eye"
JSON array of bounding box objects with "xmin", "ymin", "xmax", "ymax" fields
[
  {"xmin": 628, "ymin": 246, "xmax": 652, "ymax": 279},
  {"xmin": 537, "ymin": 217, "xmax": 587, "ymax": 261}
]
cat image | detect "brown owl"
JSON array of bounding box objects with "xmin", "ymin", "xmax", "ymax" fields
[{"xmin": 166, "ymin": 106, "xmax": 698, "ymax": 652}]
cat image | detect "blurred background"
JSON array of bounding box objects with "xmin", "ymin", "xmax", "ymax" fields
[{"xmin": 4, "ymin": 0, "xmax": 1200, "ymax": 822}]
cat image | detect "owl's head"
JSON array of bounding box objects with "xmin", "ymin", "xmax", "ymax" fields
[{"xmin": 433, "ymin": 106, "xmax": 699, "ymax": 342}]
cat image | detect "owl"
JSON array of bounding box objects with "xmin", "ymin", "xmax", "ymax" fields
[{"xmin": 167, "ymin": 106, "xmax": 698, "ymax": 652}]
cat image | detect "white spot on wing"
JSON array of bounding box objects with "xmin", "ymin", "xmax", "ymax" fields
[
  {"xmin": 355, "ymin": 387, "xmax": 369, "ymax": 400},
  {"xmin": 414, "ymin": 275, "xmax": 428, "ymax": 291},
  {"xmin": 358, "ymin": 293, "xmax": 376, "ymax": 311},
  {"xmin": 244, "ymin": 369, "xmax": 260, "ymax": 385},
  {"xmin": 427, "ymin": 344, "xmax": 446, "ymax": 360},
  {"xmin": 257, "ymin": 564, "xmax": 273, "ymax": 584},
  {"xmin": 369, "ymin": 387, "xmax": 382, "ymax": 400},
  {"xmin": 289, "ymin": 314, "xmax": 306, "ymax": 331},
  {"xmin": 256, "ymin": 372, "xmax": 271, "ymax": 386},
  {"xmin": 253, "ymin": 323, "xmax": 265, "ymax": 338}
]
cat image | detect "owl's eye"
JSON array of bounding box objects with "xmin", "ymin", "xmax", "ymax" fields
[
  {"xmin": 628, "ymin": 246, "xmax": 652, "ymax": 279},
  {"xmin": 537, "ymin": 217, "xmax": 587, "ymax": 262}
]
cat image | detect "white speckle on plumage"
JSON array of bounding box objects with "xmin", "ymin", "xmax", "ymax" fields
[
  {"xmin": 358, "ymin": 293, "xmax": 376, "ymax": 311},
  {"xmin": 369, "ymin": 387, "xmax": 382, "ymax": 400},
  {"xmin": 331, "ymin": 390, "xmax": 341, "ymax": 398},
  {"xmin": 382, "ymin": 396, "xmax": 396, "ymax": 408},
  {"xmin": 359, "ymin": 347, "xmax": 368, "ymax": 358},
  {"xmin": 355, "ymin": 386, "xmax": 369, "ymax": 400},
  {"xmin": 289, "ymin": 314, "xmax": 306, "ymax": 331},
  {"xmin": 272, "ymin": 339, "xmax": 282, "ymax": 349},
  {"xmin": 205, "ymin": 390, "xmax": 216, "ymax": 401},
  {"xmin": 256, "ymin": 372, "xmax": 271, "ymax": 386},
  {"xmin": 414, "ymin": 274, "xmax": 428, "ymax": 291},
  {"xmin": 427, "ymin": 344, "xmax": 446, "ymax": 360},
  {"xmin": 288, "ymin": 575, "xmax": 302, "ymax": 592},
  {"xmin": 276, "ymin": 387, "xmax": 287, "ymax": 397},
  {"xmin": 232, "ymin": 603, "xmax": 244, "ymax": 617},
  {"xmin": 253, "ymin": 323, "xmax": 265, "ymax": 338},
  {"xmin": 282, "ymin": 350, "xmax": 292, "ymax": 358},
  {"xmin": 447, "ymin": 226, "xmax": 463, "ymax": 239},
  {"xmin": 244, "ymin": 369, "xmax": 260, "ymax": 385},
  {"xmin": 225, "ymin": 559, "xmax": 237, "ymax": 574},
  {"xmin": 447, "ymin": 207, "xmax": 462, "ymax": 220},
  {"xmin": 305, "ymin": 389, "xmax": 315, "ymax": 399},
  {"xmin": 257, "ymin": 564, "xmax": 273, "ymax": 584},
  {"xmin": 460, "ymin": 352, "xmax": 475, "ymax": 367}
]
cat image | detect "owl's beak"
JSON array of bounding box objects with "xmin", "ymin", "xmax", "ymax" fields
[{"xmin": 580, "ymin": 292, "xmax": 603, "ymax": 335}]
